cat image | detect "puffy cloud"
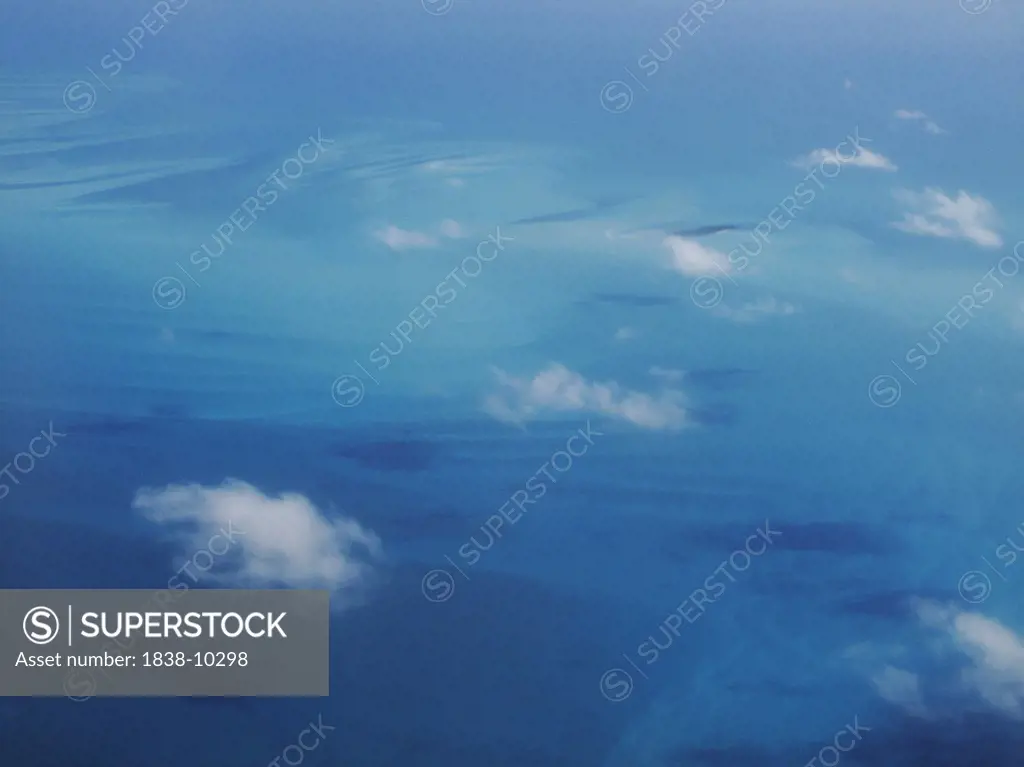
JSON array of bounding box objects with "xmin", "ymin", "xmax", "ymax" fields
[
  {"xmin": 483, "ymin": 363, "xmax": 686, "ymax": 430},
  {"xmin": 613, "ymin": 326, "xmax": 637, "ymax": 341},
  {"xmin": 664, "ymin": 236, "xmax": 732, "ymax": 277},
  {"xmin": 917, "ymin": 603, "xmax": 1024, "ymax": 718},
  {"xmin": 794, "ymin": 146, "xmax": 897, "ymax": 172},
  {"xmin": 134, "ymin": 480, "xmax": 382, "ymax": 596},
  {"xmin": 439, "ymin": 219, "xmax": 464, "ymax": 238},
  {"xmin": 872, "ymin": 665, "xmax": 929, "ymax": 718},
  {"xmin": 895, "ymin": 109, "xmax": 946, "ymax": 135},
  {"xmin": 892, "ymin": 188, "xmax": 1002, "ymax": 248},
  {"xmin": 375, "ymin": 220, "xmax": 465, "ymax": 249},
  {"xmin": 374, "ymin": 225, "xmax": 437, "ymax": 250},
  {"xmin": 867, "ymin": 601, "xmax": 1024, "ymax": 720}
]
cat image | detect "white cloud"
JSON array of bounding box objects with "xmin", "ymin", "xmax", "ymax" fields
[
  {"xmin": 439, "ymin": 219, "xmax": 464, "ymax": 239},
  {"xmin": 613, "ymin": 326, "xmax": 637, "ymax": 341},
  {"xmin": 134, "ymin": 480, "xmax": 382, "ymax": 595},
  {"xmin": 894, "ymin": 109, "xmax": 946, "ymax": 135},
  {"xmin": 872, "ymin": 666, "xmax": 929, "ymax": 718},
  {"xmin": 713, "ymin": 296, "xmax": 798, "ymax": 323},
  {"xmin": 844, "ymin": 78, "xmax": 854, "ymax": 90},
  {"xmin": 664, "ymin": 236, "xmax": 732, "ymax": 277},
  {"xmin": 870, "ymin": 602, "xmax": 1024, "ymax": 719},
  {"xmin": 374, "ymin": 225, "xmax": 437, "ymax": 251},
  {"xmin": 483, "ymin": 363, "xmax": 686, "ymax": 430},
  {"xmin": 916, "ymin": 601, "xmax": 1024, "ymax": 718},
  {"xmin": 892, "ymin": 188, "xmax": 1002, "ymax": 248},
  {"xmin": 795, "ymin": 146, "xmax": 897, "ymax": 172},
  {"xmin": 376, "ymin": 220, "xmax": 464, "ymax": 248}
]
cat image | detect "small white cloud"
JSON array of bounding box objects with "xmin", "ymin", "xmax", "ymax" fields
[
  {"xmin": 844, "ymin": 78, "xmax": 854, "ymax": 90},
  {"xmin": 483, "ymin": 363, "xmax": 686, "ymax": 430},
  {"xmin": 613, "ymin": 326, "xmax": 637, "ymax": 342},
  {"xmin": 439, "ymin": 219, "xmax": 464, "ymax": 239},
  {"xmin": 713, "ymin": 296, "xmax": 798, "ymax": 323},
  {"xmin": 374, "ymin": 225, "xmax": 437, "ymax": 251},
  {"xmin": 894, "ymin": 109, "xmax": 946, "ymax": 135},
  {"xmin": 892, "ymin": 188, "xmax": 1002, "ymax": 248},
  {"xmin": 872, "ymin": 666, "xmax": 929, "ymax": 718},
  {"xmin": 914, "ymin": 602, "xmax": 1024, "ymax": 719},
  {"xmin": 649, "ymin": 366, "xmax": 684, "ymax": 383},
  {"xmin": 447, "ymin": 178, "xmax": 465, "ymax": 187},
  {"xmin": 134, "ymin": 480, "xmax": 382, "ymax": 596},
  {"xmin": 795, "ymin": 146, "xmax": 897, "ymax": 172},
  {"xmin": 664, "ymin": 236, "xmax": 732, "ymax": 277},
  {"xmin": 847, "ymin": 147, "xmax": 898, "ymax": 170}
]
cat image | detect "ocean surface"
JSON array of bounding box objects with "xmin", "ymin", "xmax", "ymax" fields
[{"xmin": 2, "ymin": 0, "xmax": 1024, "ymax": 764}]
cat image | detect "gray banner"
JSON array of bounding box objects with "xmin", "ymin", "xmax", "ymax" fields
[{"xmin": 0, "ymin": 589, "xmax": 329, "ymax": 697}]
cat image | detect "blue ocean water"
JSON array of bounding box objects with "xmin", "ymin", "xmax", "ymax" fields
[{"xmin": 3, "ymin": 0, "xmax": 1024, "ymax": 764}]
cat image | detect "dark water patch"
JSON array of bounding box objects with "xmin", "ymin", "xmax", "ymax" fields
[
  {"xmin": 147, "ymin": 403, "xmax": 190, "ymax": 419},
  {"xmin": 670, "ymin": 223, "xmax": 748, "ymax": 237},
  {"xmin": 771, "ymin": 522, "xmax": 896, "ymax": 555},
  {"xmin": 508, "ymin": 195, "xmax": 633, "ymax": 226},
  {"xmin": 839, "ymin": 587, "xmax": 952, "ymax": 619},
  {"xmin": 684, "ymin": 367, "xmax": 757, "ymax": 389},
  {"xmin": 623, "ymin": 221, "xmax": 750, "ymax": 237},
  {"xmin": 689, "ymin": 404, "xmax": 737, "ymax": 427},
  {"xmin": 332, "ymin": 439, "xmax": 437, "ymax": 472}
]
